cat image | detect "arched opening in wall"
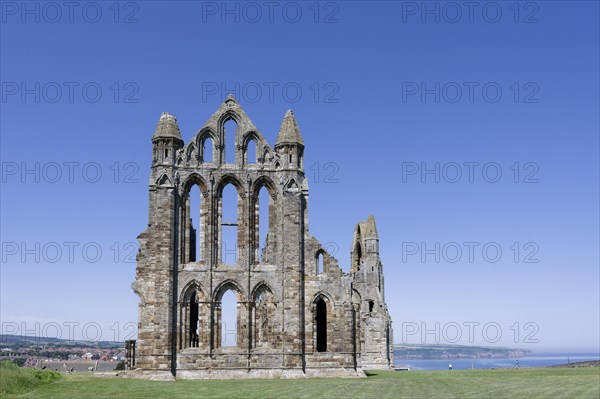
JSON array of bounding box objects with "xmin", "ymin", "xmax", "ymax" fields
[
  {"xmin": 224, "ymin": 119, "xmax": 237, "ymax": 164},
  {"xmin": 220, "ymin": 289, "xmax": 237, "ymax": 347},
  {"xmin": 316, "ymin": 298, "xmax": 327, "ymax": 352},
  {"xmin": 368, "ymin": 300, "xmax": 374, "ymax": 313},
  {"xmin": 220, "ymin": 183, "xmax": 239, "ymax": 265},
  {"xmin": 157, "ymin": 174, "xmax": 171, "ymax": 186},
  {"xmin": 188, "ymin": 185, "xmax": 201, "ymax": 262},
  {"xmin": 188, "ymin": 291, "xmax": 199, "ymax": 347},
  {"xmin": 257, "ymin": 186, "xmax": 270, "ymax": 263},
  {"xmin": 316, "ymin": 251, "xmax": 324, "ymax": 274},
  {"xmin": 203, "ymin": 137, "xmax": 213, "ymax": 163},
  {"xmin": 180, "ymin": 285, "xmax": 205, "ymax": 350},
  {"xmin": 252, "ymin": 286, "xmax": 275, "ymax": 349},
  {"xmin": 186, "ymin": 144, "xmax": 196, "ymax": 162},
  {"xmin": 246, "ymin": 138, "xmax": 257, "ymax": 164}
]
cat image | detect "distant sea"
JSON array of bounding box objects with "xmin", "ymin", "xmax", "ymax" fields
[{"xmin": 394, "ymin": 351, "xmax": 600, "ymax": 371}]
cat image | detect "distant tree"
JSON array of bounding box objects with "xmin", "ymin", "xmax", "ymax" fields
[
  {"xmin": 114, "ymin": 360, "xmax": 126, "ymax": 371},
  {"xmin": 11, "ymin": 358, "xmax": 26, "ymax": 367}
]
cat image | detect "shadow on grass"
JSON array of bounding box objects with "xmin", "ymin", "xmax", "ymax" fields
[{"xmin": 364, "ymin": 371, "xmax": 393, "ymax": 379}]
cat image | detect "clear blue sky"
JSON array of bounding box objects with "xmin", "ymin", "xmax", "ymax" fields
[{"xmin": 1, "ymin": 1, "xmax": 598, "ymax": 353}]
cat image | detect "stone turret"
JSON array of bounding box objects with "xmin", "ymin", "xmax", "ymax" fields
[
  {"xmin": 351, "ymin": 214, "xmax": 394, "ymax": 369},
  {"xmin": 364, "ymin": 214, "xmax": 379, "ymax": 254},
  {"xmin": 152, "ymin": 112, "xmax": 184, "ymax": 167},
  {"xmin": 274, "ymin": 110, "xmax": 304, "ymax": 170}
]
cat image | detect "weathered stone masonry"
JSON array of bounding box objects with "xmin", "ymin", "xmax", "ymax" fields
[{"xmin": 131, "ymin": 97, "xmax": 393, "ymax": 379}]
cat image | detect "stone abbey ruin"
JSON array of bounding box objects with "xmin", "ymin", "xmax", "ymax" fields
[{"xmin": 131, "ymin": 97, "xmax": 393, "ymax": 379}]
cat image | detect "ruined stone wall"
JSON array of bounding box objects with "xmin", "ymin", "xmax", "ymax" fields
[{"xmin": 132, "ymin": 98, "xmax": 393, "ymax": 379}]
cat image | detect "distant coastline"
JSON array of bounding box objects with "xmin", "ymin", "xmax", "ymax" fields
[
  {"xmin": 393, "ymin": 346, "xmax": 600, "ymax": 370},
  {"xmin": 394, "ymin": 344, "xmax": 531, "ymax": 359}
]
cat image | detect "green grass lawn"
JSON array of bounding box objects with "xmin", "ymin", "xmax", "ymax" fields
[
  {"xmin": 6, "ymin": 367, "xmax": 600, "ymax": 399},
  {"xmin": 0, "ymin": 361, "xmax": 61, "ymax": 399}
]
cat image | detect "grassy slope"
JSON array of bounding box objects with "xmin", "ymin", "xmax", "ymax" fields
[
  {"xmin": 9, "ymin": 368, "xmax": 600, "ymax": 399},
  {"xmin": 0, "ymin": 361, "xmax": 61, "ymax": 399}
]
